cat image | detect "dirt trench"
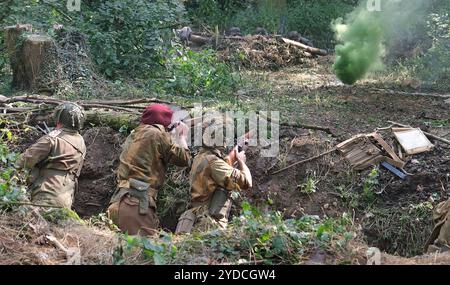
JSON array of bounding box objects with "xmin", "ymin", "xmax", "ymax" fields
[
  {"xmin": 28, "ymin": 123, "xmax": 448, "ymax": 258},
  {"xmin": 73, "ymin": 127, "xmax": 124, "ymax": 217}
]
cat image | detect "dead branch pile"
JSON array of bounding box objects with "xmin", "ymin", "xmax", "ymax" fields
[{"xmin": 215, "ymin": 35, "xmax": 327, "ymax": 70}]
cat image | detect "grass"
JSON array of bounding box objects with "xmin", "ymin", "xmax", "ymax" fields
[{"xmin": 362, "ymin": 202, "xmax": 434, "ymax": 257}]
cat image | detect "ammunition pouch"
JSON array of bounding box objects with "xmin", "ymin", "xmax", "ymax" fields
[
  {"xmin": 110, "ymin": 178, "xmax": 156, "ymax": 215},
  {"xmin": 208, "ymin": 188, "xmax": 232, "ymax": 220}
]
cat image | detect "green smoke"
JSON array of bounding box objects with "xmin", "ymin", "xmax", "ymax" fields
[
  {"xmin": 333, "ymin": 0, "xmax": 429, "ymax": 85},
  {"xmin": 333, "ymin": 9, "xmax": 384, "ymax": 85}
]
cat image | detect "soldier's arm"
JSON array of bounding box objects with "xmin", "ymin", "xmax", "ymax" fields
[
  {"xmin": 162, "ymin": 132, "xmax": 191, "ymax": 167},
  {"xmin": 15, "ymin": 136, "xmax": 53, "ymax": 169},
  {"xmin": 210, "ymin": 158, "xmax": 252, "ymax": 191}
]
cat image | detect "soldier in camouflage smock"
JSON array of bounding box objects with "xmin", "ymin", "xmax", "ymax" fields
[
  {"xmin": 16, "ymin": 103, "xmax": 86, "ymax": 208},
  {"xmin": 107, "ymin": 104, "xmax": 191, "ymax": 236},
  {"xmin": 175, "ymin": 116, "xmax": 252, "ymax": 234}
]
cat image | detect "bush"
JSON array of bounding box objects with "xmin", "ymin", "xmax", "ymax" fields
[
  {"xmin": 116, "ymin": 202, "xmax": 356, "ymax": 265},
  {"xmin": 156, "ymin": 46, "xmax": 242, "ymax": 98},
  {"xmin": 1, "ymin": 0, "xmax": 187, "ymax": 79},
  {"xmin": 0, "ymin": 126, "xmax": 27, "ymax": 209},
  {"xmin": 186, "ymin": 0, "xmax": 357, "ymax": 49},
  {"xmin": 414, "ymin": 12, "xmax": 450, "ymax": 89},
  {"xmin": 286, "ymin": 0, "xmax": 357, "ymax": 49}
]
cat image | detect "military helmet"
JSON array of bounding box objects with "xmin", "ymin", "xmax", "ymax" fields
[
  {"xmin": 201, "ymin": 114, "xmax": 234, "ymax": 151},
  {"xmin": 53, "ymin": 102, "xmax": 85, "ymax": 130}
]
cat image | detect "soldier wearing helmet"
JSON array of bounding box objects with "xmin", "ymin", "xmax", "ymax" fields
[
  {"xmin": 107, "ymin": 104, "xmax": 191, "ymax": 236},
  {"xmin": 175, "ymin": 115, "xmax": 252, "ymax": 234},
  {"xmin": 16, "ymin": 102, "xmax": 86, "ymax": 208}
]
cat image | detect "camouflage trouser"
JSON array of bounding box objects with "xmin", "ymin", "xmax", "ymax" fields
[
  {"xmin": 175, "ymin": 205, "xmax": 228, "ymax": 234},
  {"xmin": 193, "ymin": 205, "xmax": 229, "ymax": 231}
]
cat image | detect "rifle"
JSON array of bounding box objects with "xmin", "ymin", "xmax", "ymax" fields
[{"xmin": 226, "ymin": 129, "xmax": 255, "ymax": 167}]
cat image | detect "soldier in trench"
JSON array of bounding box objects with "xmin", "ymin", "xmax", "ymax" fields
[
  {"xmin": 175, "ymin": 117, "xmax": 252, "ymax": 234},
  {"xmin": 107, "ymin": 104, "xmax": 191, "ymax": 236},
  {"xmin": 15, "ymin": 102, "xmax": 86, "ymax": 209}
]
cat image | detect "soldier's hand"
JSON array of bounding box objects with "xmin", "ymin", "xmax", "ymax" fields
[
  {"xmin": 175, "ymin": 121, "xmax": 189, "ymax": 139},
  {"xmin": 236, "ymin": 149, "xmax": 247, "ymax": 164}
]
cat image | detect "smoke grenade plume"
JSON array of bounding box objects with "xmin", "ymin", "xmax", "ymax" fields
[{"xmin": 333, "ymin": 0, "xmax": 429, "ymax": 85}]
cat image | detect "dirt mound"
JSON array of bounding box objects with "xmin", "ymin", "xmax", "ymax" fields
[
  {"xmin": 217, "ymin": 35, "xmax": 312, "ymax": 70},
  {"xmin": 73, "ymin": 127, "xmax": 125, "ymax": 217},
  {"xmin": 245, "ymin": 131, "xmax": 342, "ymax": 218}
]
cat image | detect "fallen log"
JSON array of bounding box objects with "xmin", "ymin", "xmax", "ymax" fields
[
  {"xmin": 0, "ymin": 95, "xmax": 178, "ymax": 113},
  {"xmin": 387, "ymin": 121, "xmax": 450, "ymax": 145},
  {"xmin": 281, "ymin": 37, "xmax": 327, "ymax": 56},
  {"xmin": 190, "ymin": 34, "xmax": 211, "ymax": 46},
  {"xmin": 85, "ymin": 111, "xmax": 140, "ymax": 130},
  {"xmin": 81, "ymin": 103, "xmax": 140, "ymax": 114}
]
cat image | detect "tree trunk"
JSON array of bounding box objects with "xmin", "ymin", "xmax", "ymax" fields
[
  {"xmin": 4, "ymin": 24, "xmax": 32, "ymax": 89},
  {"xmin": 4, "ymin": 25, "xmax": 59, "ymax": 93}
]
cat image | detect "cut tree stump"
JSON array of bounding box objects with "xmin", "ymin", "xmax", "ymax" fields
[
  {"xmin": 4, "ymin": 24, "xmax": 59, "ymax": 92},
  {"xmin": 4, "ymin": 24, "xmax": 32, "ymax": 89}
]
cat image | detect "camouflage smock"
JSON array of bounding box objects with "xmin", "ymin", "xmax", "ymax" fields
[{"xmin": 115, "ymin": 124, "xmax": 191, "ymax": 193}]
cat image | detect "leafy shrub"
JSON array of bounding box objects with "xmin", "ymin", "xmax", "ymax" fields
[
  {"xmin": 186, "ymin": 0, "xmax": 357, "ymax": 48},
  {"xmin": 185, "ymin": 0, "xmax": 254, "ymax": 28},
  {"xmin": 0, "ymin": 127, "xmax": 27, "ymax": 209},
  {"xmin": 299, "ymin": 176, "xmax": 317, "ymax": 195},
  {"xmin": 413, "ymin": 12, "xmax": 450, "ymax": 89},
  {"xmin": 286, "ymin": 0, "xmax": 357, "ymax": 49},
  {"xmin": 157, "ymin": 46, "xmax": 242, "ymax": 98},
  {"xmin": 116, "ymin": 202, "xmax": 356, "ymax": 264},
  {"xmin": 2, "ymin": 0, "xmax": 187, "ymax": 79},
  {"xmin": 362, "ymin": 167, "xmax": 379, "ymax": 205}
]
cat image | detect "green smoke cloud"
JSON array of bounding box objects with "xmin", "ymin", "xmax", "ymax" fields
[
  {"xmin": 333, "ymin": 9, "xmax": 384, "ymax": 85},
  {"xmin": 333, "ymin": 0, "xmax": 429, "ymax": 85}
]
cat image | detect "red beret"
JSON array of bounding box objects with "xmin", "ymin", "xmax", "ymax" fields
[{"xmin": 141, "ymin": 104, "xmax": 173, "ymax": 128}]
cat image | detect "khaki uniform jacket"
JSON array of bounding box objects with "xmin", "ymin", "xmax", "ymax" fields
[
  {"xmin": 114, "ymin": 124, "xmax": 191, "ymax": 199},
  {"xmin": 16, "ymin": 128, "xmax": 86, "ymax": 208},
  {"xmin": 189, "ymin": 148, "xmax": 251, "ymax": 204}
]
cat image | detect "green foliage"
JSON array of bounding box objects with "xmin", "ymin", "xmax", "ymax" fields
[
  {"xmin": 84, "ymin": 0, "xmax": 187, "ymax": 78},
  {"xmin": 2, "ymin": 0, "xmax": 187, "ymax": 79},
  {"xmin": 232, "ymin": 0, "xmax": 287, "ymax": 35},
  {"xmin": 119, "ymin": 232, "xmax": 177, "ymax": 265},
  {"xmin": 336, "ymin": 167, "xmax": 379, "ymax": 210},
  {"xmin": 413, "ymin": 12, "xmax": 450, "ymax": 89},
  {"xmin": 121, "ymin": 202, "xmax": 356, "ymax": 264},
  {"xmin": 0, "ymin": 127, "xmax": 26, "ymax": 209},
  {"xmin": 286, "ymin": 0, "xmax": 356, "ymax": 48},
  {"xmin": 362, "ymin": 202, "xmax": 434, "ymax": 257},
  {"xmin": 157, "ymin": 46, "xmax": 242, "ymax": 98},
  {"xmin": 186, "ymin": 0, "xmax": 356, "ymax": 48},
  {"xmin": 299, "ymin": 175, "xmax": 317, "ymax": 195},
  {"xmin": 87, "ymin": 213, "xmax": 120, "ymax": 232},
  {"xmin": 186, "ymin": 0, "xmax": 253, "ymax": 29},
  {"xmin": 362, "ymin": 167, "xmax": 378, "ymax": 205},
  {"xmin": 41, "ymin": 208, "xmax": 85, "ymax": 224}
]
